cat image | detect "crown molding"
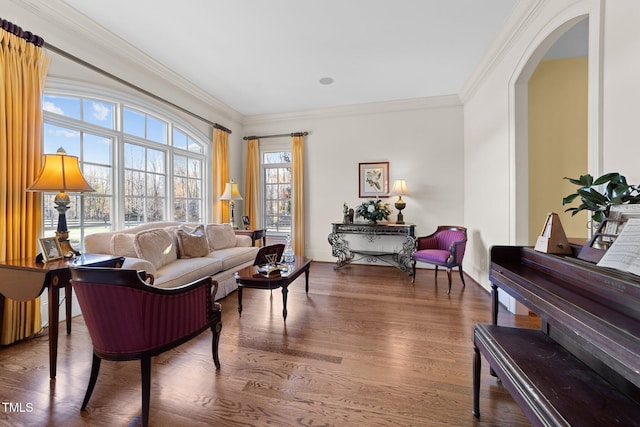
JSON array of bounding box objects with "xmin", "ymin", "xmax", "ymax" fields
[
  {"xmin": 459, "ymin": 0, "xmax": 545, "ymax": 103},
  {"xmin": 10, "ymin": 0, "xmax": 243, "ymax": 125},
  {"xmin": 242, "ymin": 94, "xmax": 462, "ymax": 126}
]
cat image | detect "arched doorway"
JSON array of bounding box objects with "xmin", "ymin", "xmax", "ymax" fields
[{"xmin": 510, "ymin": 12, "xmax": 602, "ymax": 248}]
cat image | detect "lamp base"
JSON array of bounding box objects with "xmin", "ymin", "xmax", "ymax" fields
[
  {"xmin": 56, "ymin": 230, "xmax": 79, "ymax": 256},
  {"xmin": 395, "ymin": 200, "xmax": 406, "ymax": 224}
]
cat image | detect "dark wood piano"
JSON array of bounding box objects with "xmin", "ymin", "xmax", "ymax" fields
[{"xmin": 473, "ymin": 245, "xmax": 640, "ymax": 426}]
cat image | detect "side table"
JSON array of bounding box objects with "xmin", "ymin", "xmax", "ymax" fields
[
  {"xmin": 234, "ymin": 229, "xmax": 267, "ymax": 246},
  {"xmin": 0, "ymin": 253, "xmax": 124, "ymax": 379}
]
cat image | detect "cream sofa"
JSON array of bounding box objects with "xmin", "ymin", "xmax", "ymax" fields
[{"xmin": 84, "ymin": 221, "xmax": 260, "ymax": 300}]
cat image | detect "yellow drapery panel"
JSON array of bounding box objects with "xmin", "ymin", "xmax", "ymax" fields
[
  {"xmin": 291, "ymin": 135, "xmax": 305, "ymax": 256},
  {"xmin": 212, "ymin": 128, "xmax": 229, "ymax": 223},
  {"xmin": 243, "ymin": 139, "xmax": 259, "ymax": 229},
  {"xmin": 0, "ymin": 29, "xmax": 50, "ymax": 344}
]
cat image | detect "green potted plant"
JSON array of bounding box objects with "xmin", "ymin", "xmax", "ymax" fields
[{"xmin": 562, "ymin": 172, "xmax": 640, "ymax": 223}]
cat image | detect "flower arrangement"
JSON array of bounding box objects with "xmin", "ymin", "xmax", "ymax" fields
[{"xmin": 355, "ymin": 199, "xmax": 392, "ymax": 222}]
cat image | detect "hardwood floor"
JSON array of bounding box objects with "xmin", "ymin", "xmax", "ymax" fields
[{"xmin": 0, "ymin": 262, "xmax": 538, "ymax": 426}]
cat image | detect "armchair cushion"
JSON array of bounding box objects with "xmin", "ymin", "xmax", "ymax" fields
[{"xmin": 413, "ymin": 249, "xmax": 452, "ymax": 265}]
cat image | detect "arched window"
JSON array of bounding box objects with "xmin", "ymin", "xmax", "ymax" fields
[{"xmin": 42, "ymin": 80, "xmax": 209, "ymax": 250}]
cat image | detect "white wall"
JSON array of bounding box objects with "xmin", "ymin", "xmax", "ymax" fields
[
  {"xmin": 602, "ymin": 0, "xmax": 640, "ymax": 184},
  {"xmin": 243, "ymin": 97, "xmax": 464, "ymax": 262},
  {"xmin": 458, "ymin": 0, "xmax": 640, "ymax": 297}
]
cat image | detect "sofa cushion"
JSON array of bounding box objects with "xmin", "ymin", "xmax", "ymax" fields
[
  {"xmin": 205, "ymin": 223, "xmax": 237, "ymax": 250},
  {"xmin": 176, "ymin": 225, "xmax": 210, "ymax": 258},
  {"xmin": 207, "ymin": 246, "xmax": 260, "ymax": 271},
  {"xmin": 133, "ymin": 228, "xmax": 178, "ymax": 270},
  {"xmin": 109, "ymin": 233, "xmax": 137, "ymax": 258},
  {"xmin": 153, "ymin": 258, "xmax": 223, "ymax": 289}
]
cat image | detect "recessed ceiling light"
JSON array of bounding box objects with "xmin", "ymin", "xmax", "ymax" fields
[{"xmin": 319, "ymin": 77, "xmax": 334, "ymax": 85}]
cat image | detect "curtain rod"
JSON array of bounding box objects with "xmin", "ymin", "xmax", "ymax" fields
[
  {"xmin": 44, "ymin": 42, "xmax": 231, "ymax": 134},
  {"xmin": 1, "ymin": 18, "xmax": 45, "ymax": 47},
  {"xmin": 243, "ymin": 132, "xmax": 308, "ymax": 141}
]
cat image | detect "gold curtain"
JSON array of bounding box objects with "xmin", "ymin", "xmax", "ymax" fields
[
  {"xmin": 0, "ymin": 28, "xmax": 50, "ymax": 344},
  {"xmin": 243, "ymin": 139, "xmax": 259, "ymax": 229},
  {"xmin": 291, "ymin": 135, "xmax": 305, "ymax": 256},
  {"xmin": 212, "ymin": 128, "xmax": 229, "ymax": 223}
]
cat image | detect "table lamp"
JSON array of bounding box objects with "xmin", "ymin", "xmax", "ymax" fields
[
  {"xmin": 220, "ymin": 180, "xmax": 243, "ymax": 229},
  {"xmin": 390, "ymin": 179, "xmax": 410, "ymax": 224},
  {"xmin": 27, "ymin": 147, "xmax": 95, "ymax": 255}
]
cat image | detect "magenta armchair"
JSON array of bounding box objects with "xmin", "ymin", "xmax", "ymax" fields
[
  {"xmin": 412, "ymin": 225, "xmax": 467, "ymax": 293},
  {"xmin": 69, "ymin": 266, "xmax": 222, "ymax": 427}
]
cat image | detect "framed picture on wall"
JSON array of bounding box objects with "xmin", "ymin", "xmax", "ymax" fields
[{"xmin": 359, "ymin": 162, "xmax": 389, "ymax": 198}]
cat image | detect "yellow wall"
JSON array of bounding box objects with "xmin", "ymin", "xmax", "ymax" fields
[{"xmin": 528, "ymin": 57, "xmax": 588, "ymax": 243}]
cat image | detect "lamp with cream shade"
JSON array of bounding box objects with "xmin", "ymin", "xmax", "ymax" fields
[
  {"xmin": 390, "ymin": 179, "xmax": 410, "ymax": 224},
  {"xmin": 27, "ymin": 147, "xmax": 95, "ymax": 256},
  {"xmin": 220, "ymin": 180, "xmax": 243, "ymax": 229}
]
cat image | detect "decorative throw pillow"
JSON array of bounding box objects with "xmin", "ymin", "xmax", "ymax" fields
[
  {"xmin": 109, "ymin": 233, "xmax": 137, "ymax": 258},
  {"xmin": 133, "ymin": 228, "xmax": 177, "ymax": 270},
  {"xmin": 176, "ymin": 225, "xmax": 210, "ymax": 258},
  {"xmin": 205, "ymin": 223, "xmax": 237, "ymax": 250}
]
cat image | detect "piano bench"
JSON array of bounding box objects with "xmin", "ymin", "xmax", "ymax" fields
[{"xmin": 472, "ymin": 324, "xmax": 640, "ymax": 426}]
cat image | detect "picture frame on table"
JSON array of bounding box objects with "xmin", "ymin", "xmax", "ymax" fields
[
  {"xmin": 242, "ymin": 215, "xmax": 250, "ymax": 229},
  {"xmin": 39, "ymin": 237, "xmax": 64, "ymax": 262},
  {"xmin": 359, "ymin": 161, "xmax": 389, "ymax": 198}
]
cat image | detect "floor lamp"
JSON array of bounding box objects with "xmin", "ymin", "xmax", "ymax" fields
[
  {"xmin": 220, "ymin": 180, "xmax": 243, "ymax": 229},
  {"xmin": 27, "ymin": 147, "xmax": 95, "ymax": 256}
]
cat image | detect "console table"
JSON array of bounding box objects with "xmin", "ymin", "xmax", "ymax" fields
[
  {"xmin": 328, "ymin": 222, "xmax": 415, "ymax": 274},
  {"xmin": 234, "ymin": 229, "xmax": 266, "ymax": 246}
]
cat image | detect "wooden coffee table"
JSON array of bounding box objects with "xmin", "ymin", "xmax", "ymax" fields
[{"xmin": 234, "ymin": 256, "xmax": 311, "ymax": 320}]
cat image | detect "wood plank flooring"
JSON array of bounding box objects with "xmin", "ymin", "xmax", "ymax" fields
[{"xmin": 0, "ymin": 261, "xmax": 538, "ymax": 426}]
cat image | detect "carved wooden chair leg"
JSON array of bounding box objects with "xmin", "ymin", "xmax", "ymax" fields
[
  {"xmin": 81, "ymin": 354, "xmax": 101, "ymax": 411},
  {"xmin": 459, "ymin": 266, "xmax": 466, "ymax": 287},
  {"xmin": 447, "ymin": 268, "xmax": 453, "ymax": 294},
  {"xmin": 211, "ymin": 320, "xmax": 222, "ymax": 369}
]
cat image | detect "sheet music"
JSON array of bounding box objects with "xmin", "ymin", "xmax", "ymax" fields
[{"xmin": 597, "ymin": 218, "xmax": 640, "ymax": 275}]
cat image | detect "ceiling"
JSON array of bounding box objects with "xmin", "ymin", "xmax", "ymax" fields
[{"xmin": 61, "ymin": 0, "xmax": 519, "ymax": 116}]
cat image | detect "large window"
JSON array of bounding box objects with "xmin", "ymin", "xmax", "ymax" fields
[
  {"xmin": 262, "ymin": 150, "xmax": 291, "ymax": 234},
  {"xmin": 42, "ymin": 83, "xmax": 208, "ymax": 250}
]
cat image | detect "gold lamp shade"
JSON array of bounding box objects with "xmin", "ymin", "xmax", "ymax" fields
[{"xmin": 28, "ymin": 147, "xmax": 95, "ymax": 256}]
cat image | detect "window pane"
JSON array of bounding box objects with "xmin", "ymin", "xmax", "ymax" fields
[
  {"xmin": 123, "ymin": 108, "xmax": 145, "ymax": 138},
  {"xmin": 147, "ymin": 116, "xmax": 167, "ymax": 144},
  {"xmin": 174, "ymin": 199, "xmax": 187, "ymax": 221},
  {"xmin": 124, "ymin": 197, "xmax": 144, "ymax": 224},
  {"xmin": 146, "ymin": 197, "xmax": 165, "ymax": 222},
  {"xmin": 187, "ymin": 200, "xmax": 201, "ymax": 221},
  {"xmin": 188, "ymin": 136, "xmax": 202, "ymax": 154},
  {"xmin": 124, "ymin": 143, "xmax": 145, "ymax": 169},
  {"xmin": 43, "ymin": 123, "xmax": 80, "ymax": 155},
  {"xmin": 174, "ymin": 176, "xmax": 187, "ymax": 198},
  {"xmin": 43, "ymin": 95, "xmax": 80, "ymax": 119},
  {"xmin": 188, "ymin": 158, "xmax": 201, "ymax": 179},
  {"xmin": 83, "ymin": 164, "xmax": 112, "ymax": 195},
  {"xmin": 83, "ymin": 99, "xmax": 114, "ymax": 129},
  {"xmin": 125, "ymin": 170, "xmax": 145, "ymax": 196},
  {"xmin": 174, "ymin": 155, "xmax": 187, "ymax": 177},
  {"xmin": 173, "ymin": 128, "xmax": 187, "ymax": 150},
  {"xmin": 83, "ymin": 133, "xmax": 112, "ymax": 165},
  {"xmin": 147, "ymin": 174, "xmax": 165, "ymax": 197},
  {"xmin": 83, "ymin": 195, "xmax": 111, "ymax": 225},
  {"xmin": 263, "ymin": 151, "xmax": 290, "ymax": 164},
  {"xmin": 147, "ymin": 149, "xmax": 165, "ymax": 173}
]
